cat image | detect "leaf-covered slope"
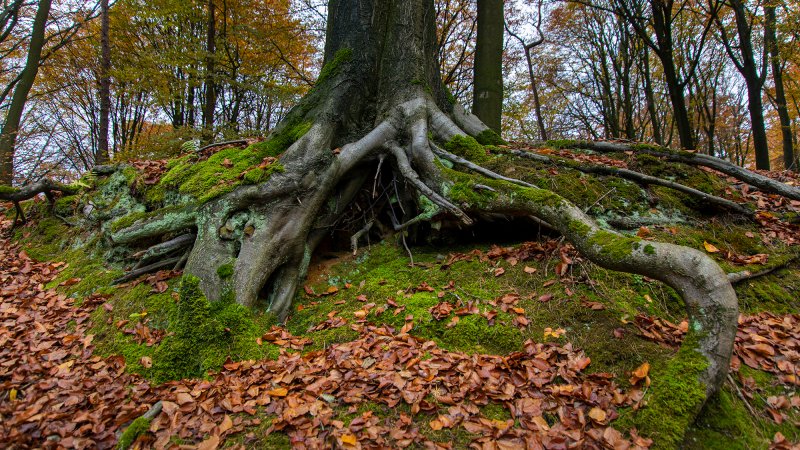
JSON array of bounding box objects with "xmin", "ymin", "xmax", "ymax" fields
[{"xmin": 1, "ymin": 142, "xmax": 799, "ymax": 449}]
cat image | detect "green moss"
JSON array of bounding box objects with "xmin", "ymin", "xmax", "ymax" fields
[
  {"xmin": 444, "ymin": 87, "xmax": 457, "ymax": 105},
  {"xmin": 568, "ymin": 220, "xmax": 592, "ymax": 237},
  {"xmin": 735, "ymin": 267, "xmax": 800, "ymax": 314},
  {"xmin": 480, "ymin": 402, "xmax": 512, "ymax": 421},
  {"xmin": 475, "ymin": 129, "xmax": 506, "ymax": 146},
  {"xmin": 117, "ymin": 416, "xmax": 151, "ymax": 449},
  {"xmin": 588, "ymin": 230, "xmax": 642, "ymax": 260},
  {"xmin": 316, "ymin": 48, "xmax": 353, "ymax": 86},
  {"xmin": 53, "ymin": 195, "xmax": 79, "ymax": 216},
  {"xmin": 217, "ymin": 263, "xmax": 234, "ymax": 279},
  {"xmin": 0, "ymin": 184, "xmax": 19, "ymax": 195},
  {"xmin": 155, "ymin": 122, "xmax": 305, "ymax": 204},
  {"xmin": 445, "ymin": 135, "xmax": 492, "ymax": 165},
  {"xmin": 617, "ymin": 333, "xmax": 709, "ymax": 449},
  {"xmin": 644, "ymin": 244, "xmax": 656, "ymax": 255},
  {"xmin": 149, "ymin": 275, "xmax": 279, "ymax": 383},
  {"xmin": 440, "ymin": 314, "xmax": 523, "ymax": 354},
  {"xmin": 447, "ymin": 181, "xmax": 497, "ymax": 208}
]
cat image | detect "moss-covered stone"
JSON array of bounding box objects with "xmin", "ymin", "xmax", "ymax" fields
[{"xmin": 155, "ymin": 125, "xmax": 301, "ymax": 204}]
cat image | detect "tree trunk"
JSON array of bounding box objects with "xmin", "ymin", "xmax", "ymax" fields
[
  {"xmin": 765, "ymin": 5, "xmax": 795, "ymax": 171},
  {"xmin": 96, "ymin": 0, "xmax": 111, "ymax": 166},
  {"xmin": 642, "ymin": 49, "xmax": 663, "ymax": 145},
  {"xmin": 652, "ymin": 2, "xmax": 694, "ymax": 150},
  {"xmin": 202, "ymin": 0, "xmax": 217, "ymax": 141},
  {"xmin": 0, "ymin": 0, "xmax": 52, "ymax": 184},
  {"xmin": 730, "ymin": 0, "xmax": 769, "ymax": 169},
  {"xmin": 108, "ymin": 1, "xmax": 737, "ymax": 437},
  {"xmin": 521, "ymin": 46, "xmax": 547, "ymax": 141},
  {"xmin": 472, "ymin": 0, "xmax": 504, "ymax": 134}
]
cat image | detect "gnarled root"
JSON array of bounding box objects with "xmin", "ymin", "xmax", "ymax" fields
[
  {"xmin": 1, "ymin": 179, "xmax": 80, "ymax": 226},
  {"xmin": 566, "ymin": 140, "xmax": 800, "ymax": 201}
]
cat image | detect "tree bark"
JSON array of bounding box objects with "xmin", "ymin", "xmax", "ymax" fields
[
  {"xmin": 472, "ymin": 0, "xmax": 504, "ymax": 134},
  {"xmin": 0, "ymin": 0, "xmax": 52, "ymax": 184},
  {"xmin": 651, "ymin": 1, "xmax": 695, "ymax": 150},
  {"xmin": 202, "ymin": 0, "xmax": 216, "ymax": 141},
  {"xmin": 765, "ymin": 5, "xmax": 795, "ymax": 171},
  {"xmin": 715, "ymin": 0, "xmax": 770, "ymax": 169},
  {"xmin": 96, "ymin": 0, "xmax": 112, "ymax": 166}
]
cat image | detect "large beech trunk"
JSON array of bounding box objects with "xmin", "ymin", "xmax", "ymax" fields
[{"xmin": 109, "ymin": 0, "xmax": 737, "ymax": 435}]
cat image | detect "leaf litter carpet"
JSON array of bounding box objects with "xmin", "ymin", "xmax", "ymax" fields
[{"xmin": 0, "ymin": 217, "xmax": 798, "ymax": 449}]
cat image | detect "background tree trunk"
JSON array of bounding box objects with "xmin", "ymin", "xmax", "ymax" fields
[
  {"xmin": 765, "ymin": 5, "xmax": 795, "ymax": 171},
  {"xmin": 0, "ymin": 0, "xmax": 52, "ymax": 184},
  {"xmin": 96, "ymin": 0, "xmax": 111, "ymax": 166},
  {"xmin": 202, "ymin": 0, "xmax": 216, "ymax": 141},
  {"xmin": 472, "ymin": 0, "xmax": 504, "ymax": 134}
]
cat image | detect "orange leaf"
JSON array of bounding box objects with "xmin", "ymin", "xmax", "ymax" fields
[
  {"xmin": 341, "ymin": 434, "xmax": 358, "ymax": 446},
  {"xmin": 267, "ymin": 387, "xmax": 288, "ymax": 397},
  {"xmin": 588, "ymin": 407, "xmax": 607, "ymax": 423},
  {"xmin": 703, "ymin": 241, "xmax": 720, "ymax": 253}
]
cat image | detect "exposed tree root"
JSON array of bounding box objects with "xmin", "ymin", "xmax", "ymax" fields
[
  {"xmin": 100, "ymin": 93, "xmax": 738, "ymax": 434},
  {"xmin": 564, "ymin": 141, "xmax": 800, "ymax": 201},
  {"xmin": 509, "ymin": 148, "xmax": 755, "ymax": 217},
  {"xmin": 113, "ymin": 256, "xmax": 183, "ymax": 285},
  {"xmin": 0, "ymin": 179, "xmax": 80, "ymax": 225},
  {"xmin": 727, "ymin": 254, "xmax": 800, "ymax": 284}
]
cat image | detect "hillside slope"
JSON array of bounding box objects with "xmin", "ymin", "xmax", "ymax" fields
[{"xmin": 1, "ymin": 142, "xmax": 799, "ymax": 449}]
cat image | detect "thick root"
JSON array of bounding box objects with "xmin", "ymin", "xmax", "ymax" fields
[{"xmin": 570, "ymin": 140, "xmax": 800, "ymax": 201}]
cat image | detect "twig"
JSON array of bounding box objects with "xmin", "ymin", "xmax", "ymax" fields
[
  {"xmin": 585, "ymin": 187, "xmax": 616, "ymax": 213},
  {"xmin": 727, "ymin": 374, "xmax": 760, "ymax": 418},
  {"xmin": 197, "ymin": 139, "xmax": 248, "ymax": 153}
]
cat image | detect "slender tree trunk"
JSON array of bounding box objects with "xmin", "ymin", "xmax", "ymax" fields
[
  {"xmin": 202, "ymin": 0, "xmax": 216, "ymax": 140},
  {"xmin": 765, "ymin": 5, "xmax": 795, "ymax": 171},
  {"xmin": 642, "ymin": 50, "xmax": 663, "ymax": 145},
  {"xmin": 729, "ymin": 0, "xmax": 769, "ymax": 169},
  {"xmin": 652, "ymin": 5, "xmax": 694, "ymax": 150},
  {"xmin": 0, "ymin": 0, "xmax": 52, "ymax": 184},
  {"xmin": 525, "ymin": 48, "xmax": 548, "ymax": 141},
  {"xmin": 96, "ymin": 0, "xmax": 111, "ymax": 166},
  {"xmin": 472, "ymin": 0, "xmax": 503, "ymax": 134}
]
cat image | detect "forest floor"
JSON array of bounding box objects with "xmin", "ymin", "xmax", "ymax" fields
[{"xmin": 1, "ymin": 143, "xmax": 800, "ymax": 449}]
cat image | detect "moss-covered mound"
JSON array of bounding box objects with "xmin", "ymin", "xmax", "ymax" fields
[{"xmin": 4, "ymin": 139, "xmax": 799, "ymax": 449}]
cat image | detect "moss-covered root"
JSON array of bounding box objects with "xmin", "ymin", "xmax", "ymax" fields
[
  {"xmin": 620, "ymin": 333, "xmax": 709, "ymax": 449},
  {"xmin": 117, "ymin": 401, "xmax": 162, "ymax": 449},
  {"xmin": 439, "ymin": 162, "xmax": 738, "ymax": 399},
  {"xmin": 565, "ymin": 140, "xmax": 800, "ymax": 202},
  {"xmin": 117, "ymin": 417, "xmax": 150, "ymax": 449}
]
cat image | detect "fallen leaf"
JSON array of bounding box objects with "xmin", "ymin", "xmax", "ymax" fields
[{"xmin": 267, "ymin": 387, "xmax": 288, "ymax": 397}]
